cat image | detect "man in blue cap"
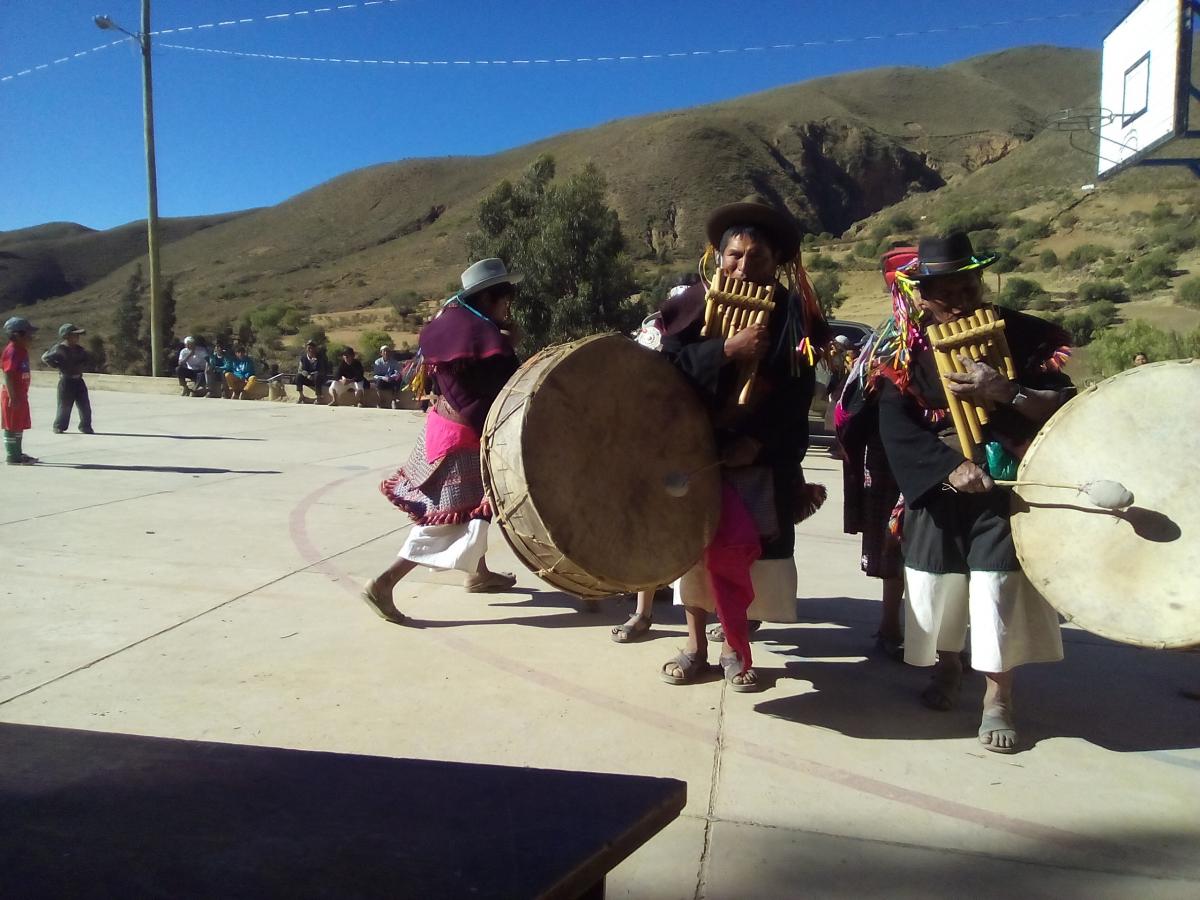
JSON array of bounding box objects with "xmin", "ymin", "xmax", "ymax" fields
[{"xmin": 42, "ymin": 323, "xmax": 94, "ymax": 434}]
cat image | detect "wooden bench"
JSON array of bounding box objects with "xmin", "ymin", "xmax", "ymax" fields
[{"xmin": 0, "ymin": 723, "xmax": 685, "ymax": 899}]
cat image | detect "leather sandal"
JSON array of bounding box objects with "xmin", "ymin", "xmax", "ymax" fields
[
  {"xmin": 720, "ymin": 653, "xmax": 761, "ymax": 693},
  {"xmin": 465, "ymin": 571, "xmax": 517, "ymax": 593},
  {"xmin": 610, "ymin": 613, "xmax": 652, "ymax": 643},
  {"xmin": 660, "ymin": 650, "xmax": 710, "ymax": 685}
]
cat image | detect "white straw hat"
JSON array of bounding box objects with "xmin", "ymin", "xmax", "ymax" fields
[{"xmin": 460, "ymin": 258, "xmax": 523, "ymax": 297}]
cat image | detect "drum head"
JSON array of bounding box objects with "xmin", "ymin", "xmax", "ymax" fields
[
  {"xmin": 1012, "ymin": 359, "xmax": 1199, "ymax": 648},
  {"xmin": 484, "ymin": 334, "xmax": 720, "ymax": 597}
]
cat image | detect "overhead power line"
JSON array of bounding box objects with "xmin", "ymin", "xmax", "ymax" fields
[
  {"xmin": 2, "ymin": 7, "xmax": 1124, "ymax": 85},
  {"xmin": 152, "ymin": 12, "xmax": 1125, "ymax": 69},
  {"xmin": 1, "ymin": 0, "xmax": 410, "ymax": 84}
]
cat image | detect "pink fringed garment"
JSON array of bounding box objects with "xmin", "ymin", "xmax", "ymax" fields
[{"xmin": 704, "ymin": 483, "xmax": 763, "ymax": 672}]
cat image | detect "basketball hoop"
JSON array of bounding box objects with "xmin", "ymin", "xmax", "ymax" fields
[{"xmin": 1047, "ymin": 107, "xmax": 1116, "ymax": 132}]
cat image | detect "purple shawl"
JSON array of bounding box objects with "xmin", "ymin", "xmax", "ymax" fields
[{"xmin": 419, "ymin": 302, "xmax": 513, "ymax": 365}]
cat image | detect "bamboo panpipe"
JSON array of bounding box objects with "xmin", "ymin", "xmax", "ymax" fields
[
  {"xmin": 701, "ymin": 270, "xmax": 776, "ymax": 405},
  {"xmin": 925, "ymin": 305, "xmax": 1016, "ymax": 458}
]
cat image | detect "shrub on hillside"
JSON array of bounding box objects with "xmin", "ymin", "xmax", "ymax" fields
[
  {"xmin": 1029, "ymin": 294, "xmax": 1056, "ymax": 311},
  {"xmin": 1064, "ymin": 243, "xmax": 1116, "ymax": 269},
  {"xmin": 1059, "ymin": 212, "xmax": 1079, "ymax": 228},
  {"xmin": 992, "ymin": 252, "xmax": 1020, "ymax": 273},
  {"xmin": 1126, "ymin": 249, "xmax": 1177, "ymax": 294},
  {"xmin": 1149, "ymin": 221, "xmax": 1199, "ymax": 254},
  {"xmin": 1148, "ymin": 201, "xmax": 1175, "ymax": 224},
  {"xmin": 806, "ymin": 252, "xmax": 840, "ymax": 271},
  {"xmin": 1087, "ymin": 320, "xmax": 1200, "ymax": 377},
  {"xmin": 942, "ymin": 205, "xmax": 1001, "ymax": 234},
  {"xmin": 997, "ymin": 277, "xmax": 1047, "ymax": 310},
  {"xmin": 887, "ymin": 211, "xmax": 915, "ymax": 232},
  {"xmin": 1087, "ymin": 300, "xmax": 1119, "ymax": 329},
  {"xmin": 1060, "ymin": 302, "xmax": 1120, "ymax": 347},
  {"xmin": 1017, "ymin": 219, "xmax": 1052, "ymax": 242},
  {"xmin": 1077, "ymin": 281, "xmax": 1129, "ymax": 304},
  {"xmin": 1039, "ymin": 249, "xmax": 1059, "ymax": 270},
  {"xmin": 854, "ymin": 240, "xmax": 880, "ymax": 260},
  {"xmin": 390, "ymin": 290, "xmax": 422, "ymax": 317},
  {"xmin": 1176, "ymin": 276, "xmax": 1200, "ymax": 308},
  {"xmin": 968, "ymin": 229, "xmax": 1001, "ymax": 251}
]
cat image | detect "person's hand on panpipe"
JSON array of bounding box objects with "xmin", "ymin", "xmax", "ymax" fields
[
  {"xmin": 723, "ymin": 323, "xmax": 768, "ymax": 362},
  {"xmin": 944, "ymin": 355, "xmax": 1013, "ymax": 404}
]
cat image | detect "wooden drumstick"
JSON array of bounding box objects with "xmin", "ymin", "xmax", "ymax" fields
[{"xmin": 995, "ymin": 479, "xmax": 1134, "ymax": 510}]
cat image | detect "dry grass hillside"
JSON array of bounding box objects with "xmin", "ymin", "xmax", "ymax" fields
[{"xmin": 3, "ymin": 45, "xmax": 1103, "ymax": 343}]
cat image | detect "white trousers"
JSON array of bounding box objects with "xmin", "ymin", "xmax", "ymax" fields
[
  {"xmin": 330, "ymin": 379, "xmax": 365, "ymax": 403},
  {"xmin": 904, "ymin": 568, "xmax": 1063, "ymax": 673},
  {"xmin": 399, "ymin": 520, "xmax": 489, "ymax": 573},
  {"xmin": 673, "ymin": 557, "xmax": 799, "ymax": 623}
]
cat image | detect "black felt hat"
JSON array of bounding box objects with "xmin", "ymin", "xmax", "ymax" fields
[
  {"xmin": 903, "ymin": 232, "xmax": 997, "ymax": 281},
  {"xmin": 705, "ymin": 199, "xmax": 802, "ymax": 262}
]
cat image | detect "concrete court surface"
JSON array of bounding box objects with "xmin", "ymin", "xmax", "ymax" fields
[{"xmin": 1, "ymin": 382, "xmax": 1198, "ymax": 900}]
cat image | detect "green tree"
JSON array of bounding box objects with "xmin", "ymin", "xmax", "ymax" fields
[
  {"xmin": 810, "ymin": 271, "xmax": 845, "ymax": 317},
  {"xmin": 111, "ymin": 267, "xmax": 145, "ymax": 374},
  {"xmin": 1040, "ymin": 249, "xmax": 1059, "ymax": 270},
  {"xmin": 85, "ymin": 335, "xmax": 108, "ymax": 374},
  {"xmin": 359, "ymin": 329, "xmax": 395, "ymax": 363},
  {"xmin": 468, "ymin": 154, "xmax": 639, "ymax": 351}
]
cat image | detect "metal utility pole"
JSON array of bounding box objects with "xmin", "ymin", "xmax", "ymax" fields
[{"xmin": 95, "ymin": 0, "xmax": 163, "ymax": 377}]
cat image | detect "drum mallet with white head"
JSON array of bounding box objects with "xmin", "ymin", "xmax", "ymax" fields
[{"xmin": 995, "ymin": 479, "xmax": 1134, "ymax": 510}]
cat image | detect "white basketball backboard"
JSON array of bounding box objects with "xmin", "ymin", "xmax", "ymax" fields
[{"xmin": 1097, "ymin": 0, "xmax": 1194, "ymax": 177}]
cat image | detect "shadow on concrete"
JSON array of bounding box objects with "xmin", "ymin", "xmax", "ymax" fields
[
  {"xmin": 409, "ymin": 590, "xmax": 689, "ymax": 638},
  {"xmin": 753, "ymin": 596, "xmax": 1200, "ymax": 754},
  {"xmin": 94, "ymin": 432, "xmax": 266, "ymax": 442},
  {"xmin": 40, "ymin": 463, "xmax": 282, "ymax": 475},
  {"xmin": 703, "ymin": 819, "xmax": 1200, "ymax": 895}
]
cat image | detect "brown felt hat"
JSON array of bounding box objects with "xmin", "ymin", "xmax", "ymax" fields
[{"xmin": 705, "ymin": 199, "xmax": 802, "ymax": 262}]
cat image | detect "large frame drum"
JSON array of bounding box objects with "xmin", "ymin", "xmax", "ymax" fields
[
  {"xmin": 1011, "ymin": 359, "xmax": 1199, "ymax": 648},
  {"xmin": 482, "ymin": 333, "xmax": 720, "ymax": 598}
]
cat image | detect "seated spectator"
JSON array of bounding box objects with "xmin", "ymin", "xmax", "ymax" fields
[
  {"xmin": 208, "ymin": 342, "xmax": 233, "ymax": 398},
  {"xmin": 295, "ymin": 340, "xmax": 329, "ymax": 404},
  {"xmin": 224, "ymin": 345, "xmax": 258, "ymax": 400},
  {"xmin": 330, "ymin": 346, "xmax": 366, "ymax": 407},
  {"xmin": 177, "ymin": 336, "xmax": 208, "ymax": 397},
  {"xmin": 372, "ymin": 344, "xmax": 403, "ymax": 410},
  {"xmin": 1133, "ymin": 352, "xmax": 1149, "ymax": 367}
]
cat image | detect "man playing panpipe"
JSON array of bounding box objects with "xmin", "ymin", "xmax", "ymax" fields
[
  {"xmin": 657, "ymin": 200, "xmax": 829, "ymax": 692},
  {"xmin": 877, "ymin": 232, "xmax": 1073, "ymax": 753}
]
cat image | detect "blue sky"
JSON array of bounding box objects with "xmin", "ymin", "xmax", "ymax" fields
[{"xmin": 1, "ymin": 0, "xmax": 1129, "ymax": 232}]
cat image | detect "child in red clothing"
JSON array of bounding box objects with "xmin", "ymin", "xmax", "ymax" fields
[{"xmin": 3, "ymin": 316, "xmax": 39, "ymax": 465}]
